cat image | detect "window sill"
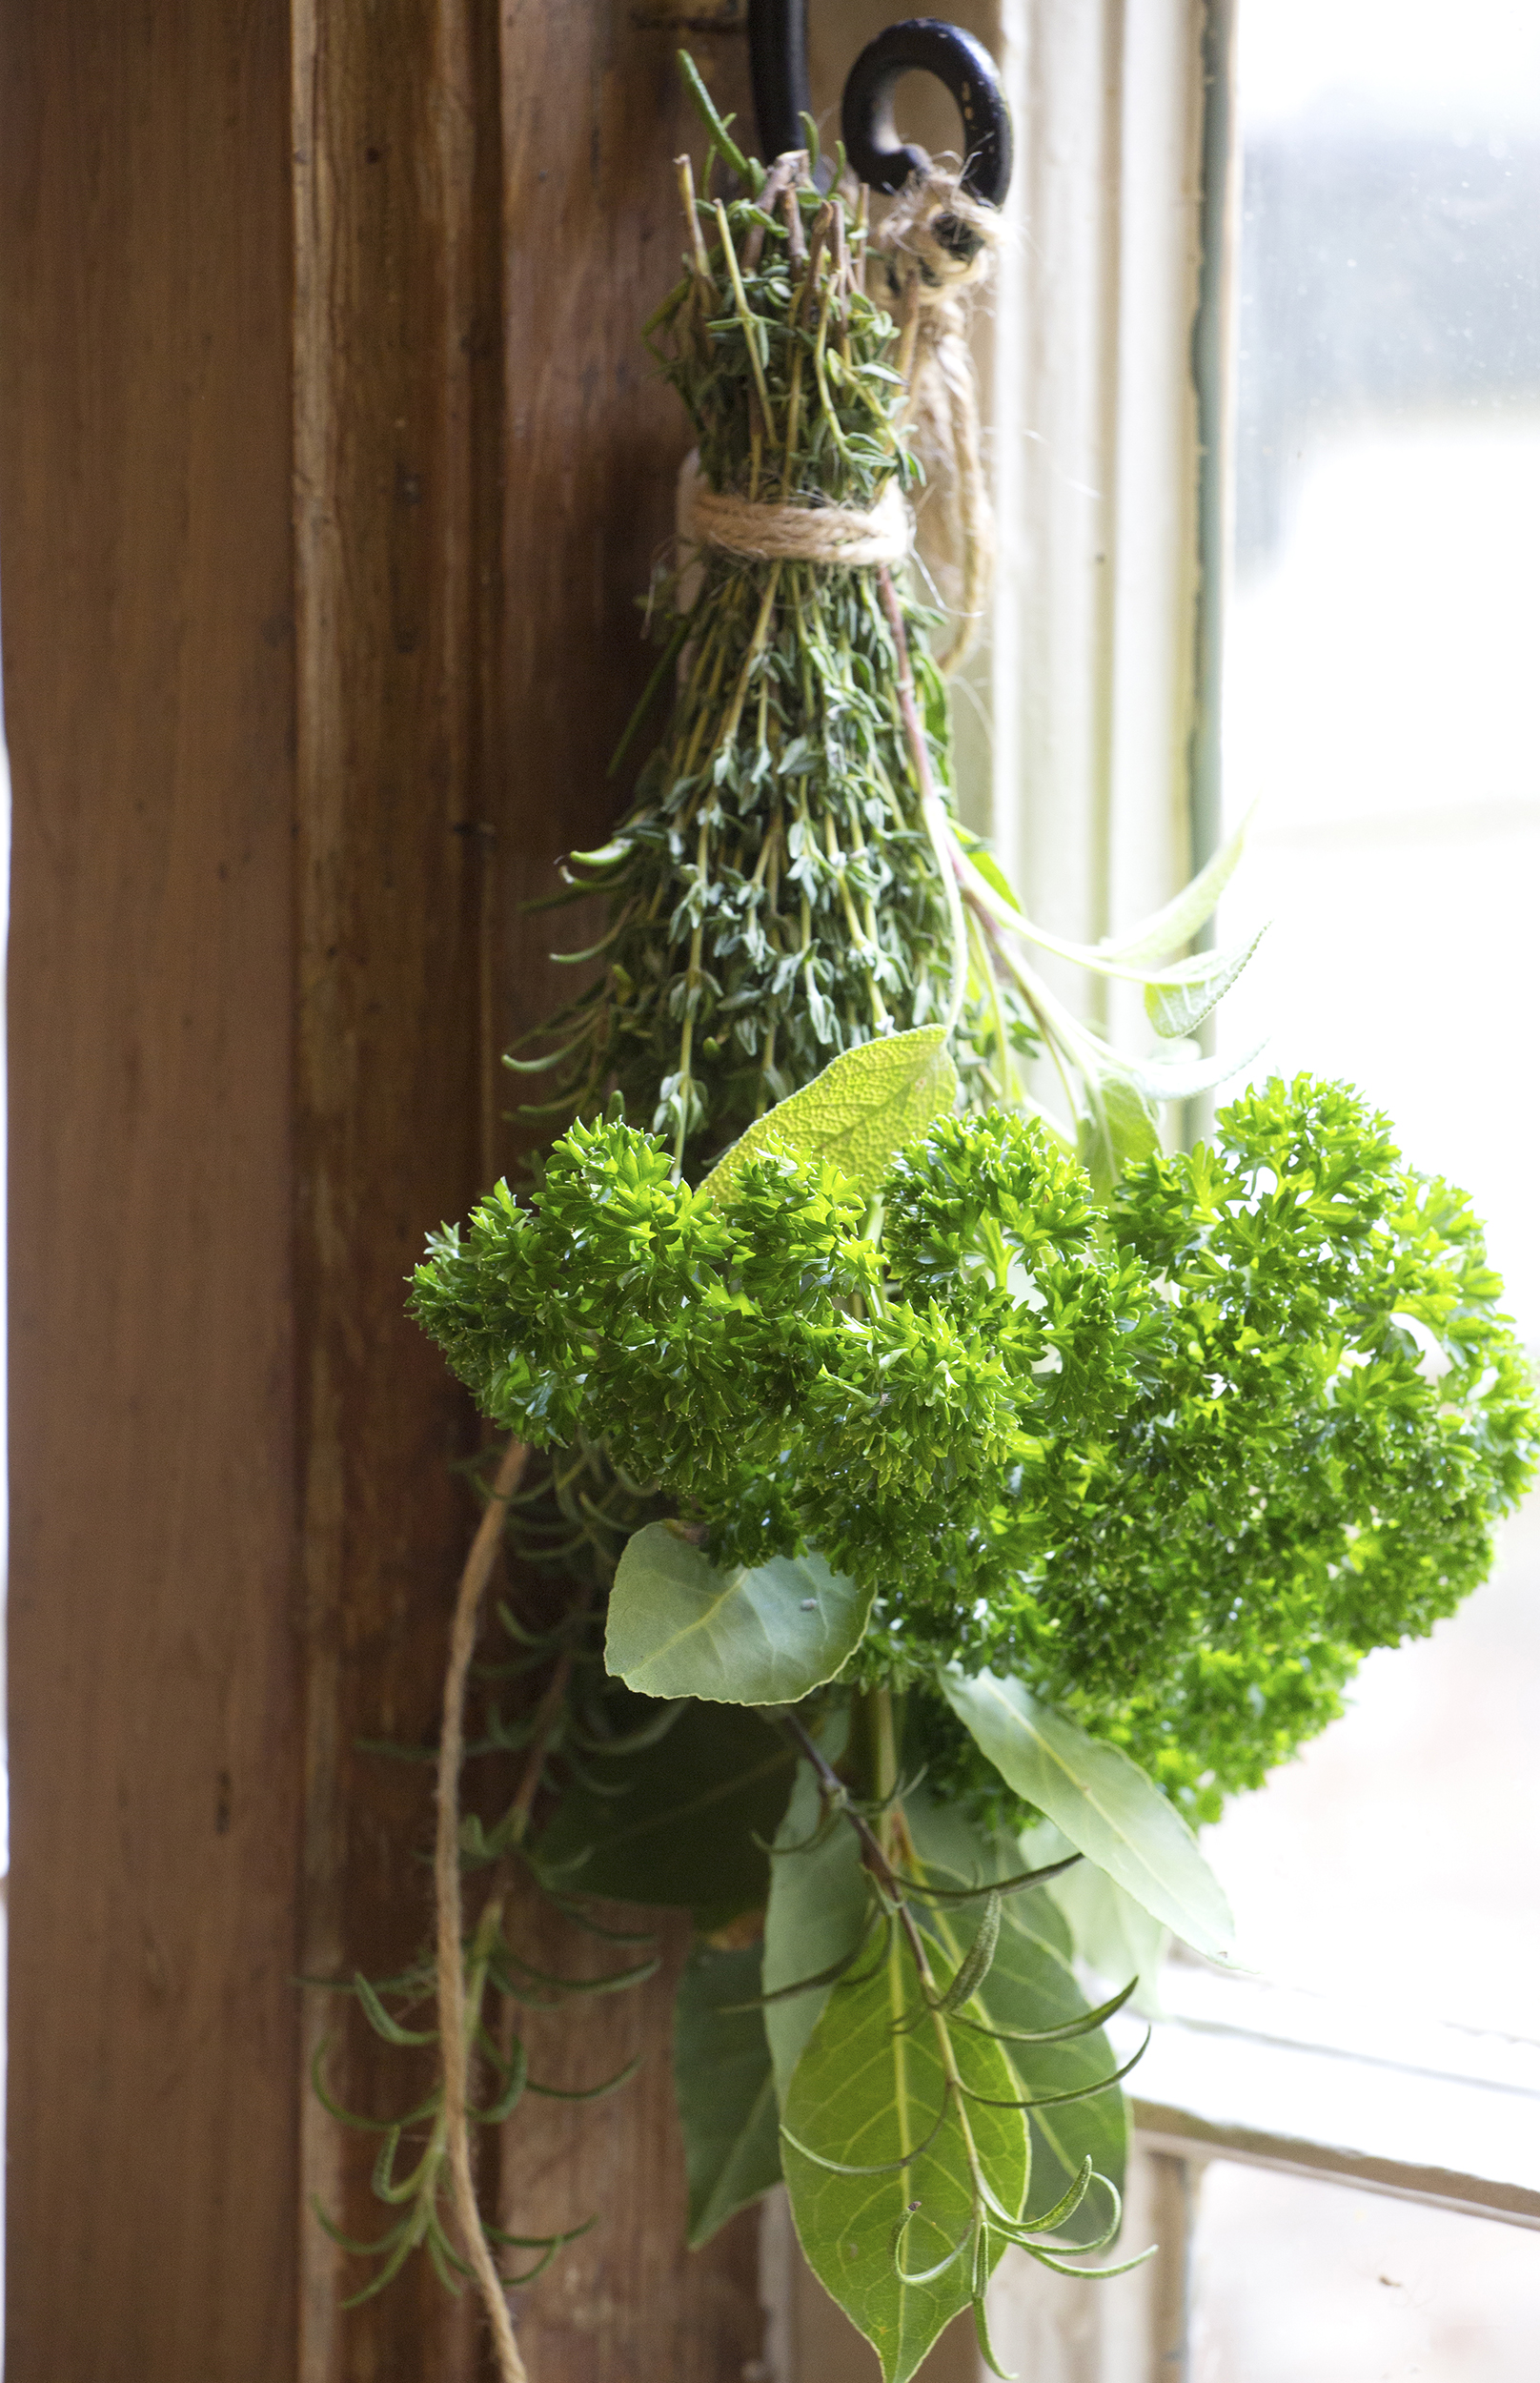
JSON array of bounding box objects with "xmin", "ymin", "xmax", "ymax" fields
[{"xmin": 1116, "ymin": 1960, "xmax": 1540, "ymax": 2230}]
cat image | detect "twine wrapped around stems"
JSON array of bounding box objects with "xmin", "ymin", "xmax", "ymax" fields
[
  {"xmin": 678, "ymin": 448, "xmax": 910, "ymax": 565},
  {"xmin": 679, "ymin": 163, "xmax": 1000, "ymax": 671}
]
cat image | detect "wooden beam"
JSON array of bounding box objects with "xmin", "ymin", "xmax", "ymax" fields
[{"xmin": 2, "ymin": 7, "xmax": 300, "ymax": 2374}]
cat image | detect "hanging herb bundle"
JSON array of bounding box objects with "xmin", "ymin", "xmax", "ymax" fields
[{"xmin": 321, "ymin": 59, "xmax": 1538, "ymax": 2383}]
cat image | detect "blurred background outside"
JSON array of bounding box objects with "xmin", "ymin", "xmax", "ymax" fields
[{"xmin": 1185, "ymin": 0, "xmax": 1540, "ymax": 2370}]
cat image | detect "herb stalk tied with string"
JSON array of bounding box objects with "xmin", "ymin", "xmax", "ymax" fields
[{"xmin": 514, "ymin": 63, "xmax": 1025, "ymax": 1170}]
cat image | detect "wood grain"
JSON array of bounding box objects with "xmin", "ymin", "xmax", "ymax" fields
[
  {"xmin": 6, "ymin": 4, "xmax": 771, "ymax": 2374},
  {"xmin": 292, "ymin": 0, "xmax": 496, "ymax": 2373},
  {"xmin": 1, "ymin": 6, "xmax": 301, "ymax": 2375},
  {"xmin": 494, "ymin": 16, "xmax": 763, "ymax": 2379}
]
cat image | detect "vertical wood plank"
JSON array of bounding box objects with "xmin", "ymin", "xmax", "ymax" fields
[
  {"xmin": 1, "ymin": 7, "xmax": 301, "ymax": 2377},
  {"xmin": 493, "ymin": 16, "xmax": 764, "ymax": 2380},
  {"xmin": 292, "ymin": 2, "xmax": 496, "ymax": 2374}
]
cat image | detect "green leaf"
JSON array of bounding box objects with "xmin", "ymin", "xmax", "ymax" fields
[
  {"xmin": 762, "ymin": 1762, "xmax": 873, "ymax": 2097},
  {"xmin": 955, "ymin": 831, "xmax": 1023, "ymax": 917},
  {"xmin": 537, "ymin": 1701, "xmax": 796, "ymax": 1919},
  {"xmin": 607, "ymin": 1523, "xmax": 873, "ymax": 1704},
  {"xmin": 1077, "ymin": 1063, "xmax": 1160, "ymax": 1197},
  {"xmin": 1039, "ymin": 1836, "xmax": 1170, "ymax": 2021},
  {"xmin": 699, "ymin": 1027, "xmax": 959, "ymax": 1208},
  {"xmin": 781, "ymin": 1925, "xmax": 1029, "ymax": 2383},
  {"xmin": 1143, "ymin": 927, "xmax": 1267, "ymax": 1039},
  {"xmin": 1124, "ymin": 1032, "xmax": 1271, "ymax": 1104},
  {"xmin": 1101, "ymin": 802, "xmax": 1259, "ymax": 964},
  {"xmin": 939, "ymin": 1670, "xmax": 1233, "ymax": 1959},
  {"xmin": 674, "ymin": 1945, "xmax": 782, "ymax": 2246},
  {"xmin": 908, "ymin": 1799, "xmax": 1126, "ymax": 2251}
]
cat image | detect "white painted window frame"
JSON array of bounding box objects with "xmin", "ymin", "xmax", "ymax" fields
[{"xmin": 763, "ymin": 2, "xmax": 1540, "ymax": 2373}]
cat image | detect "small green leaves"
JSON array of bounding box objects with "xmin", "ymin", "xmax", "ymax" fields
[
  {"xmin": 677, "ymin": 48, "xmax": 763, "ymax": 193},
  {"xmin": 699, "ymin": 1028, "xmax": 959, "ymax": 1208},
  {"xmin": 939, "ymin": 1672, "xmax": 1233, "ymax": 1959},
  {"xmin": 781, "ymin": 1927, "xmax": 1029, "ymax": 2383},
  {"xmin": 607, "ymin": 1524, "xmax": 873, "ymax": 1704},
  {"xmin": 674, "ymin": 1945, "xmax": 783, "ymax": 2246}
]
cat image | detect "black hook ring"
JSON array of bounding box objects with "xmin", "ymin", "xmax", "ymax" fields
[{"xmin": 841, "ymin": 19, "xmax": 1012, "ymax": 207}]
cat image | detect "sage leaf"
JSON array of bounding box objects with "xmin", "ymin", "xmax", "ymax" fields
[
  {"xmin": 1078, "ymin": 1064, "xmax": 1160, "ymax": 1197},
  {"xmin": 1123, "ymin": 1032, "xmax": 1271, "ymax": 1105},
  {"xmin": 762, "ymin": 1761, "xmax": 872, "ymax": 2097},
  {"xmin": 1143, "ymin": 927, "xmax": 1267, "ymax": 1040},
  {"xmin": 674, "ymin": 1945, "xmax": 782, "ymax": 2247},
  {"xmin": 908, "ymin": 1798, "xmax": 1126, "ymax": 2250},
  {"xmin": 781, "ymin": 1927, "xmax": 1029, "ymax": 2383},
  {"xmin": 699, "ymin": 1026, "xmax": 959, "ymax": 1207},
  {"xmin": 607, "ymin": 1523, "xmax": 873, "ymax": 1705},
  {"xmin": 939, "ymin": 1670, "xmax": 1233, "ymax": 1959},
  {"xmin": 1100, "ymin": 802, "xmax": 1258, "ymax": 964},
  {"xmin": 537, "ymin": 1700, "xmax": 795, "ymax": 1919}
]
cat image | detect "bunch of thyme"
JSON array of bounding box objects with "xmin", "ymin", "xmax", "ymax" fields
[{"xmin": 515, "ymin": 85, "xmax": 1032, "ymax": 1172}]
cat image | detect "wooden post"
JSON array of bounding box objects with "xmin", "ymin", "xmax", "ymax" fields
[
  {"xmin": 2, "ymin": 9, "xmax": 302, "ymax": 2375},
  {"xmin": 5, "ymin": 4, "xmax": 760, "ymax": 2376}
]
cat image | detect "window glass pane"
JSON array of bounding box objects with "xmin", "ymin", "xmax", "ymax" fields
[
  {"xmin": 1191, "ymin": 2162, "xmax": 1540, "ymax": 2382},
  {"xmin": 1207, "ymin": 0, "xmax": 1540, "ymax": 2031}
]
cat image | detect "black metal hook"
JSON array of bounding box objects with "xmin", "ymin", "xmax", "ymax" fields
[
  {"xmin": 745, "ymin": 0, "xmax": 1012, "ymax": 209},
  {"xmin": 841, "ymin": 20, "xmax": 1011, "ymax": 206}
]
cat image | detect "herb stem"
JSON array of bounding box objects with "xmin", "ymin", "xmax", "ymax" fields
[{"xmin": 876, "ymin": 566, "xmax": 967, "ymax": 1033}]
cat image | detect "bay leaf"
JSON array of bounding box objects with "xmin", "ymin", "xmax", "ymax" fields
[
  {"xmin": 762, "ymin": 1761, "xmax": 873, "ymax": 2097},
  {"xmin": 607, "ymin": 1522, "xmax": 872, "ymax": 1705},
  {"xmin": 537, "ymin": 1699, "xmax": 795, "ymax": 1918},
  {"xmin": 782, "ymin": 1925, "xmax": 1029, "ymax": 2383},
  {"xmin": 907, "ymin": 1795, "xmax": 1127, "ymax": 2248},
  {"xmin": 939, "ymin": 1670, "xmax": 1233, "ymax": 1959},
  {"xmin": 674, "ymin": 1944, "xmax": 782, "ymax": 2246}
]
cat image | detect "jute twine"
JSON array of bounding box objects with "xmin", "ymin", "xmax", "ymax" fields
[
  {"xmin": 436, "ymin": 1436, "xmax": 532, "ymax": 2383},
  {"xmin": 677, "ymin": 164, "xmax": 999, "ymax": 671},
  {"xmin": 870, "ymin": 164, "xmax": 1000, "ymax": 672},
  {"xmin": 678, "ymin": 449, "xmax": 910, "ymax": 565}
]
